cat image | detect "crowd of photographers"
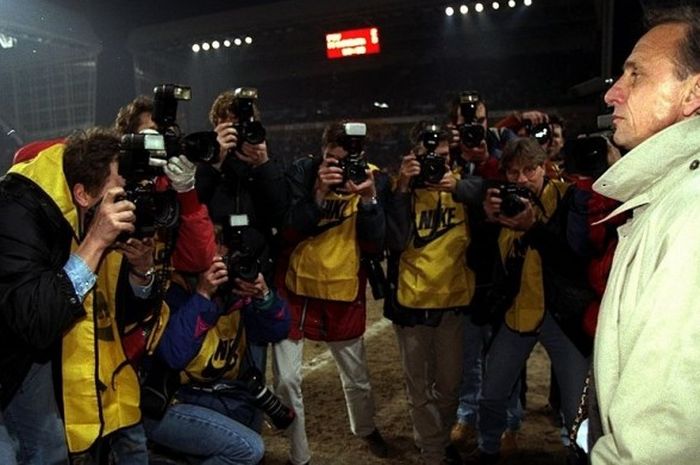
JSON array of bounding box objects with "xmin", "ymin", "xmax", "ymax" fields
[{"xmin": 0, "ymin": 83, "xmax": 618, "ymax": 465}]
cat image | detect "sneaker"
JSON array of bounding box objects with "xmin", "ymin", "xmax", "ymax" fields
[
  {"xmin": 362, "ymin": 429, "xmax": 389, "ymax": 458},
  {"xmin": 450, "ymin": 422, "xmax": 478, "ymax": 448},
  {"xmin": 500, "ymin": 430, "xmax": 518, "ymax": 456}
]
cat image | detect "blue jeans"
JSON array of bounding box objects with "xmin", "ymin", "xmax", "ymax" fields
[
  {"xmin": 478, "ymin": 312, "xmax": 589, "ymax": 454},
  {"xmin": 70, "ymin": 423, "xmax": 149, "ymax": 465},
  {"xmin": 145, "ymin": 401, "xmax": 264, "ymax": 465},
  {"xmin": 456, "ymin": 316, "xmax": 522, "ymax": 430},
  {"xmin": 2, "ymin": 362, "xmax": 68, "ymax": 465}
]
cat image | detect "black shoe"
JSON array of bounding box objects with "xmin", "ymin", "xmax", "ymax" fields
[
  {"xmin": 478, "ymin": 451, "xmax": 501, "ymax": 465},
  {"xmin": 363, "ymin": 429, "xmax": 389, "ymax": 458}
]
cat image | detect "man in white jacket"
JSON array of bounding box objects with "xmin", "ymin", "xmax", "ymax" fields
[{"xmin": 590, "ymin": 5, "xmax": 700, "ymax": 465}]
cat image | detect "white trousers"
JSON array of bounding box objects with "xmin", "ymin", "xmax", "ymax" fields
[{"xmin": 272, "ymin": 337, "xmax": 377, "ymax": 465}]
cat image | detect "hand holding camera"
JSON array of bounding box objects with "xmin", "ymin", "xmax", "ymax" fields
[
  {"xmin": 196, "ymin": 256, "xmax": 229, "ymax": 300},
  {"xmin": 231, "ymin": 273, "xmax": 270, "ymax": 300},
  {"xmin": 346, "ymin": 168, "xmax": 376, "ymax": 203},
  {"xmin": 236, "ymin": 139, "xmax": 269, "ymax": 168},
  {"xmin": 87, "ymin": 187, "xmax": 137, "ymax": 249},
  {"xmin": 315, "ymin": 157, "xmax": 345, "ymax": 202},
  {"xmin": 483, "ymin": 185, "xmax": 536, "ymax": 230},
  {"xmin": 164, "ymin": 155, "xmax": 196, "ymax": 193},
  {"xmin": 214, "ymin": 122, "xmax": 239, "ymax": 165},
  {"xmin": 397, "ymin": 152, "xmax": 421, "ymax": 193}
]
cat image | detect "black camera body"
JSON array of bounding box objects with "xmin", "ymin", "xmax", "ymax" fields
[
  {"xmin": 458, "ymin": 91, "xmax": 486, "ymax": 148},
  {"xmin": 564, "ymin": 135, "xmax": 609, "ymax": 178},
  {"xmin": 222, "ymin": 221, "xmax": 271, "ymax": 283},
  {"xmin": 495, "ymin": 182, "xmax": 532, "ymax": 217},
  {"xmin": 337, "ymin": 122, "xmax": 369, "ymax": 185},
  {"xmin": 118, "ymin": 133, "xmax": 179, "ymax": 239},
  {"xmin": 415, "ymin": 123, "xmax": 446, "ymax": 186},
  {"xmin": 239, "ymin": 367, "xmax": 295, "ymax": 430},
  {"xmin": 231, "ymin": 87, "xmax": 266, "ymax": 149},
  {"xmin": 153, "ymin": 84, "xmax": 220, "ymax": 164},
  {"xmin": 523, "ymin": 119, "xmax": 552, "ymax": 146}
]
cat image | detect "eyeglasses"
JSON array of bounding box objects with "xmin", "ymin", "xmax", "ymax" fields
[{"xmin": 505, "ymin": 165, "xmax": 539, "ymax": 179}]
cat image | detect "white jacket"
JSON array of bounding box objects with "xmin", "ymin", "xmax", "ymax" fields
[{"xmin": 591, "ymin": 116, "xmax": 700, "ymax": 465}]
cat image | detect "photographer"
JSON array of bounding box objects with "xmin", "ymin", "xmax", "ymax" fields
[
  {"xmin": 447, "ymin": 91, "xmax": 516, "ymax": 180},
  {"xmin": 0, "ymin": 128, "xmax": 165, "ymax": 464},
  {"xmin": 196, "ymin": 88, "xmax": 288, "ymax": 236},
  {"xmin": 114, "ymin": 95, "xmax": 217, "ymax": 273},
  {"xmin": 475, "ymin": 137, "xmax": 589, "ymax": 464},
  {"xmin": 384, "ymin": 122, "xmax": 471, "ymax": 465},
  {"xmin": 446, "ymin": 92, "xmax": 524, "ymax": 450},
  {"xmin": 142, "ymin": 226, "xmax": 289, "ymax": 465},
  {"xmin": 272, "ymin": 121, "xmax": 389, "ymax": 465}
]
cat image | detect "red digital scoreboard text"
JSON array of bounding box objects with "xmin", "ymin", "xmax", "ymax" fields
[{"xmin": 326, "ymin": 27, "xmax": 380, "ymax": 59}]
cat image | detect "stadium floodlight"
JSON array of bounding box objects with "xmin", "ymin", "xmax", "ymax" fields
[
  {"xmin": 202, "ymin": 42, "xmax": 210, "ymax": 51},
  {"xmin": 192, "ymin": 43, "xmax": 201, "ymax": 52},
  {"xmin": 524, "ymin": 0, "xmax": 532, "ymax": 5},
  {"xmin": 492, "ymin": 1, "xmax": 500, "ymax": 9},
  {"xmin": 224, "ymin": 39, "xmax": 231, "ymax": 47},
  {"xmin": 244, "ymin": 36, "xmax": 253, "ymax": 44},
  {"xmin": 508, "ymin": 0, "xmax": 516, "ymax": 7},
  {"xmin": 234, "ymin": 38, "xmax": 242, "ymax": 46},
  {"xmin": 475, "ymin": 2, "xmax": 484, "ymax": 12},
  {"xmin": 212, "ymin": 40, "xmax": 220, "ymax": 49},
  {"xmin": 445, "ymin": 6, "xmax": 455, "ymax": 16},
  {"xmin": 460, "ymin": 4, "xmax": 468, "ymax": 14}
]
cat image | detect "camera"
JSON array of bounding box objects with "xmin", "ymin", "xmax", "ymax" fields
[
  {"xmin": 523, "ymin": 119, "xmax": 552, "ymax": 146},
  {"xmin": 335, "ymin": 122, "xmax": 369, "ymax": 185},
  {"xmin": 564, "ymin": 135, "xmax": 609, "ymax": 178},
  {"xmin": 457, "ymin": 91, "xmax": 486, "ymax": 148},
  {"xmin": 239, "ymin": 367, "xmax": 295, "ymax": 430},
  {"xmin": 415, "ymin": 123, "xmax": 447, "ymax": 186},
  {"xmin": 222, "ymin": 217, "xmax": 272, "ymax": 283},
  {"xmin": 118, "ymin": 133, "xmax": 179, "ymax": 239},
  {"xmin": 231, "ymin": 87, "xmax": 267, "ymax": 148},
  {"xmin": 494, "ymin": 182, "xmax": 532, "ymax": 217},
  {"xmin": 152, "ymin": 84, "xmax": 220, "ymax": 164},
  {"xmin": 361, "ymin": 255, "xmax": 387, "ymax": 300}
]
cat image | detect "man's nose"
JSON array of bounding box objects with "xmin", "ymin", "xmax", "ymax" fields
[{"xmin": 604, "ymin": 78, "xmax": 625, "ymax": 107}]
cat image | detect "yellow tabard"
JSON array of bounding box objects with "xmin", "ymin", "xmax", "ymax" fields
[
  {"xmin": 397, "ymin": 188, "xmax": 474, "ymax": 309},
  {"xmin": 181, "ymin": 309, "xmax": 247, "ymax": 384},
  {"xmin": 285, "ymin": 191, "xmax": 361, "ymax": 302},
  {"xmin": 61, "ymin": 250, "xmax": 142, "ymax": 453},
  {"xmin": 499, "ymin": 180, "xmax": 569, "ymax": 333}
]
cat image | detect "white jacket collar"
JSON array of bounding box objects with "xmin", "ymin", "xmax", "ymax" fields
[{"xmin": 593, "ymin": 117, "xmax": 700, "ymax": 203}]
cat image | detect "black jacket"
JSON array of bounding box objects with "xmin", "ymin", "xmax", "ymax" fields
[
  {"xmin": 196, "ymin": 156, "xmax": 289, "ymax": 235},
  {"xmin": 0, "ymin": 174, "xmax": 84, "ymax": 407},
  {"xmin": 0, "ymin": 173, "xmax": 157, "ymax": 407}
]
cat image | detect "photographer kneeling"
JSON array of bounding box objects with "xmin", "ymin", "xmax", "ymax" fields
[
  {"xmin": 142, "ymin": 226, "xmax": 290, "ymax": 465},
  {"xmin": 476, "ymin": 137, "xmax": 590, "ymax": 464}
]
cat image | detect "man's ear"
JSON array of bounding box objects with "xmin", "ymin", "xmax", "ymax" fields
[
  {"xmin": 72, "ymin": 183, "xmax": 91, "ymax": 209},
  {"xmin": 682, "ymin": 74, "xmax": 700, "ymax": 117}
]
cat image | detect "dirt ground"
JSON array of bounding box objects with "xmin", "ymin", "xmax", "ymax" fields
[{"xmin": 260, "ymin": 294, "xmax": 572, "ymax": 465}]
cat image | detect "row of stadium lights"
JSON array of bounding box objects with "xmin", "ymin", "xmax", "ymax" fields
[
  {"xmin": 192, "ymin": 36, "xmax": 253, "ymax": 53},
  {"xmin": 445, "ymin": 0, "xmax": 532, "ymax": 15}
]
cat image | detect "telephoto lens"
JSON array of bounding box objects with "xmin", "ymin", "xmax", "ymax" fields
[{"xmin": 240, "ymin": 367, "xmax": 296, "ymax": 429}]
